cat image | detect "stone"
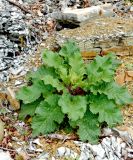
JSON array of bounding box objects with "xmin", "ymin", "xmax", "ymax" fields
[
  {"xmin": 130, "ymin": 6, "xmax": 133, "ymax": 12},
  {"xmin": 0, "ymin": 150, "xmax": 13, "ymax": 160},
  {"xmin": 37, "ymin": 152, "xmax": 50, "ymax": 159},
  {"xmin": 10, "ymin": 66, "xmax": 24, "ymax": 75},
  {"xmin": 53, "ymin": 4, "xmax": 114, "ymax": 25},
  {"xmin": 56, "ymin": 147, "xmax": 78, "ymax": 159},
  {"xmin": 90, "ymin": 144, "xmax": 105, "ymax": 158}
]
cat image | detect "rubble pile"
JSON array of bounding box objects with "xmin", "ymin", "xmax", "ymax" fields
[
  {"xmin": 0, "ymin": 0, "xmax": 40, "ymax": 82},
  {"xmin": 0, "ymin": 0, "xmax": 40, "ymax": 57}
]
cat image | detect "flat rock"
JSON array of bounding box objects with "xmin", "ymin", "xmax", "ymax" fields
[{"xmin": 53, "ymin": 4, "xmax": 114, "ymax": 25}]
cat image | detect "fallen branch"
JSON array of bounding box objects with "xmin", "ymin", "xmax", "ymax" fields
[
  {"xmin": 6, "ymin": 0, "xmax": 32, "ymax": 14},
  {"xmin": 44, "ymin": 133, "xmax": 78, "ymax": 142}
]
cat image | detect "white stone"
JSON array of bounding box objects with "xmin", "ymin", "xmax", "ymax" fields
[
  {"xmin": 121, "ymin": 142, "xmax": 126, "ymax": 148},
  {"xmin": 102, "ymin": 128, "xmax": 112, "ymax": 136},
  {"xmin": 0, "ymin": 150, "xmax": 13, "ymax": 160},
  {"xmin": 37, "ymin": 152, "xmax": 49, "ymax": 159},
  {"xmin": 91, "ymin": 144, "xmax": 105, "ymax": 158},
  {"xmin": 10, "ymin": 66, "xmax": 24, "ymax": 75},
  {"xmin": 53, "ymin": 4, "xmax": 114, "ymax": 24},
  {"xmin": 56, "ymin": 147, "xmax": 78, "ymax": 159},
  {"xmin": 33, "ymin": 138, "xmax": 43, "ymax": 147},
  {"xmin": 130, "ymin": 6, "xmax": 133, "ymax": 12},
  {"xmin": 15, "ymin": 80, "xmax": 23, "ymax": 86}
]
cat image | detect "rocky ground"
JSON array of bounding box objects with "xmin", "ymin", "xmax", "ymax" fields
[{"xmin": 0, "ymin": 0, "xmax": 133, "ymax": 159}]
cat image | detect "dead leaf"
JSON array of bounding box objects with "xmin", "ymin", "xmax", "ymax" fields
[
  {"xmin": 7, "ymin": 87, "xmax": 20, "ymax": 110},
  {"xmin": 0, "ymin": 92, "xmax": 6, "ymax": 100},
  {"xmin": 115, "ymin": 72, "xmax": 125, "ymax": 85},
  {"xmin": 0, "ymin": 119, "xmax": 4, "ymax": 142}
]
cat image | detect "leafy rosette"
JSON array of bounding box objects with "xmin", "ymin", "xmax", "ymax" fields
[{"xmin": 16, "ymin": 41, "xmax": 133, "ymax": 144}]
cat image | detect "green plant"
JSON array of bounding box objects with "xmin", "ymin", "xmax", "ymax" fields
[{"xmin": 16, "ymin": 41, "xmax": 133, "ymax": 144}]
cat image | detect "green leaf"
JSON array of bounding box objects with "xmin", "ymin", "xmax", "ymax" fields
[
  {"xmin": 69, "ymin": 53, "xmax": 85, "ymax": 75},
  {"xmin": 58, "ymin": 93, "xmax": 87, "ymax": 121},
  {"xmin": 77, "ymin": 111, "xmax": 100, "ymax": 144},
  {"xmin": 16, "ymin": 80, "xmax": 45, "ymax": 104},
  {"xmin": 59, "ymin": 41, "xmax": 80, "ymax": 58},
  {"xmin": 42, "ymin": 50, "xmax": 63, "ymax": 68},
  {"xmin": 68, "ymin": 53, "xmax": 86, "ymax": 87},
  {"xmin": 19, "ymin": 98, "xmax": 42, "ymax": 120},
  {"xmin": 43, "ymin": 75, "xmax": 64, "ymax": 91},
  {"xmin": 88, "ymin": 81, "xmax": 133, "ymax": 106},
  {"xmin": 45, "ymin": 94, "xmax": 59, "ymax": 107},
  {"xmin": 42, "ymin": 84, "xmax": 55, "ymax": 98},
  {"xmin": 86, "ymin": 53, "xmax": 120, "ymax": 84},
  {"xmin": 42, "ymin": 49, "xmax": 69, "ymax": 83},
  {"xmin": 101, "ymin": 82, "xmax": 133, "ymax": 105},
  {"xmin": 57, "ymin": 66, "xmax": 69, "ymax": 84},
  {"xmin": 27, "ymin": 65, "xmax": 56, "ymax": 80},
  {"xmin": 32, "ymin": 101, "xmax": 64, "ymax": 136},
  {"xmin": 89, "ymin": 94, "xmax": 123, "ymax": 126},
  {"xmin": 89, "ymin": 82, "xmax": 106, "ymax": 95}
]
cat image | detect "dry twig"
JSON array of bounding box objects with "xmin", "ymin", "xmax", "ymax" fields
[
  {"xmin": 44, "ymin": 133, "xmax": 78, "ymax": 142},
  {"xmin": 6, "ymin": 0, "xmax": 32, "ymax": 14}
]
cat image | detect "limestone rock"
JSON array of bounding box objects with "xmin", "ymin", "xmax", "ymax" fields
[{"xmin": 53, "ymin": 4, "xmax": 114, "ymax": 25}]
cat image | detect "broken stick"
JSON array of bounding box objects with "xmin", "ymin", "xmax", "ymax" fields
[{"xmin": 6, "ymin": 0, "xmax": 32, "ymax": 14}]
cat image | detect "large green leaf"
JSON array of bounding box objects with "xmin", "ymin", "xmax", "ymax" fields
[
  {"xmin": 43, "ymin": 75, "xmax": 64, "ymax": 91},
  {"xmin": 57, "ymin": 66, "xmax": 69, "ymax": 84},
  {"xmin": 69, "ymin": 52, "xmax": 85, "ymax": 75},
  {"xmin": 89, "ymin": 94, "xmax": 123, "ymax": 126},
  {"xmin": 42, "ymin": 84, "xmax": 55, "ymax": 98},
  {"xmin": 68, "ymin": 53, "xmax": 86, "ymax": 88},
  {"xmin": 42, "ymin": 50, "xmax": 69, "ymax": 84},
  {"xmin": 16, "ymin": 80, "xmax": 45, "ymax": 104},
  {"xmin": 19, "ymin": 98, "xmax": 42, "ymax": 120},
  {"xmin": 45, "ymin": 94, "xmax": 60, "ymax": 107},
  {"xmin": 77, "ymin": 111, "xmax": 100, "ymax": 144},
  {"xmin": 86, "ymin": 53, "xmax": 120, "ymax": 84},
  {"xmin": 58, "ymin": 93, "xmax": 87, "ymax": 121},
  {"xmin": 42, "ymin": 50, "xmax": 63, "ymax": 68},
  {"xmin": 101, "ymin": 82, "xmax": 133, "ymax": 105},
  {"xmin": 90, "ymin": 82, "xmax": 133, "ymax": 105},
  {"xmin": 32, "ymin": 100, "xmax": 64, "ymax": 136},
  {"xmin": 27, "ymin": 65, "xmax": 56, "ymax": 80},
  {"xmin": 59, "ymin": 41, "xmax": 80, "ymax": 58}
]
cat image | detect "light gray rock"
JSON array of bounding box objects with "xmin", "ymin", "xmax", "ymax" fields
[
  {"xmin": 53, "ymin": 4, "xmax": 114, "ymax": 25},
  {"xmin": 130, "ymin": 6, "xmax": 133, "ymax": 12},
  {"xmin": 90, "ymin": 144, "xmax": 105, "ymax": 158},
  {"xmin": 0, "ymin": 150, "xmax": 13, "ymax": 160},
  {"xmin": 56, "ymin": 147, "xmax": 78, "ymax": 159}
]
